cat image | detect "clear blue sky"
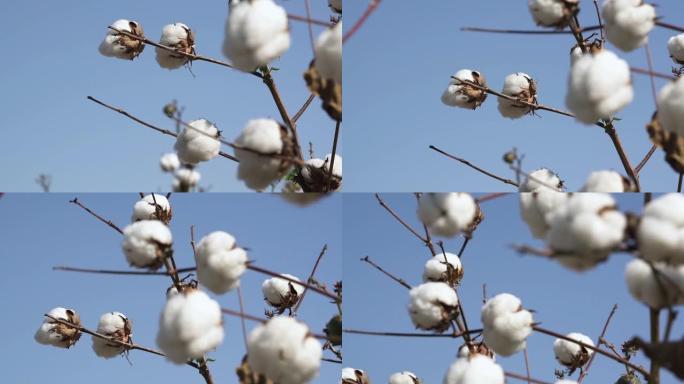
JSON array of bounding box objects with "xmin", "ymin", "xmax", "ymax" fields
[
  {"xmin": 344, "ymin": 1, "xmax": 684, "ymax": 192},
  {"xmin": 343, "ymin": 193, "xmax": 682, "ymax": 383},
  {"xmin": 0, "ymin": 0, "xmax": 340, "ymax": 192},
  {"xmin": 0, "ymin": 193, "xmax": 341, "ymax": 383}
]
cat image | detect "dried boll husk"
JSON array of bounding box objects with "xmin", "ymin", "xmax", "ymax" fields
[
  {"xmin": 647, "ymin": 112, "xmax": 684, "ymax": 174},
  {"xmin": 304, "ymin": 60, "xmax": 342, "ymax": 121}
]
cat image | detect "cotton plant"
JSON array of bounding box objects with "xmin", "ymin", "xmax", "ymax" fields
[
  {"xmin": 195, "ymin": 231, "xmax": 248, "ymax": 294},
  {"xmin": 553, "ymin": 332, "xmax": 594, "ymax": 372},
  {"xmin": 497, "ymin": 72, "xmax": 538, "ymax": 119},
  {"xmin": 668, "ymin": 34, "xmax": 684, "ymax": 65},
  {"xmin": 92, "ymin": 312, "xmax": 132, "ymax": 358},
  {"xmin": 518, "ymin": 168, "xmax": 564, "ymax": 192},
  {"xmin": 34, "ymin": 307, "xmax": 82, "ymax": 349},
  {"xmin": 247, "ymin": 316, "xmax": 322, "ymax": 384},
  {"xmin": 481, "ymin": 293, "xmax": 534, "ymax": 356},
  {"xmin": 175, "ymin": 119, "xmax": 221, "ymax": 165},
  {"xmin": 234, "ymin": 118, "xmax": 293, "ymax": 191},
  {"xmin": 443, "ymin": 354, "xmax": 505, "ymax": 384},
  {"xmin": 441, "ymin": 70, "xmax": 488, "ymax": 110},
  {"xmin": 342, "ymin": 367, "xmax": 371, "ymax": 384},
  {"xmin": 527, "ymin": 0, "xmax": 579, "ymax": 28},
  {"xmin": 262, "ymin": 273, "xmax": 305, "ymax": 315},
  {"xmin": 417, "ymin": 193, "xmax": 480, "ymax": 238},
  {"xmin": 132, "ymin": 193, "xmax": 172, "ymax": 223},
  {"xmin": 637, "ymin": 193, "xmax": 684, "ymax": 265},
  {"xmin": 156, "ymin": 23, "xmax": 195, "ymax": 69},
  {"xmin": 602, "ymin": 0, "xmax": 656, "ymax": 52},
  {"xmin": 625, "ymin": 258, "xmax": 684, "ymax": 309},
  {"xmin": 222, "ymin": 0, "xmax": 291, "ymax": 72},
  {"xmin": 407, "ymin": 282, "xmax": 459, "ymax": 333},
  {"xmin": 423, "ymin": 252, "xmax": 464, "ymax": 285},
  {"xmin": 121, "ymin": 220, "xmax": 173, "ymax": 269},
  {"xmin": 580, "ymin": 170, "xmax": 632, "ymax": 192},
  {"xmin": 389, "ymin": 371, "xmax": 421, "ymax": 384},
  {"xmin": 99, "ymin": 19, "xmax": 145, "ymax": 60},
  {"xmin": 299, "ymin": 154, "xmax": 343, "ymax": 192}
]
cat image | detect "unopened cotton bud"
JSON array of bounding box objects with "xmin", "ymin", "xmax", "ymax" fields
[
  {"xmin": 408, "ymin": 282, "xmax": 459, "ymax": 332},
  {"xmin": 528, "ymin": 0, "xmax": 578, "ymax": 28},
  {"xmin": 423, "ymin": 252, "xmax": 463, "ymax": 285},
  {"xmin": 262, "ymin": 274, "xmax": 305, "ymax": 313},
  {"xmin": 481, "ymin": 293, "xmax": 534, "ymax": 356},
  {"xmin": 174, "ymin": 119, "xmax": 221, "ymax": 165},
  {"xmin": 329, "ymin": 0, "xmax": 342, "ymax": 14},
  {"xmin": 668, "ymin": 34, "xmax": 684, "ymax": 65},
  {"xmin": 389, "ymin": 371, "xmax": 420, "ymax": 384},
  {"xmin": 248, "ymin": 316, "xmax": 322, "ymax": 384},
  {"xmin": 342, "ymin": 367, "xmax": 370, "ymax": 384},
  {"xmin": 234, "ymin": 118, "xmax": 291, "ymax": 191},
  {"xmin": 156, "ymin": 23, "xmax": 195, "ymax": 69},
  {"xmin": 160, "ymin": 152, "xmax": 181, "ymax": 172},
  {"xmin": 519, "ymin": 191, "xmax": 569, "ymax": 239},
  {"xmin": 580, "ymin": 170, "xmax": 630, "ymax": 192},
  {"xmin": 553, "ymin": 333, "xmax": 594, "ymax": 368},
  {"xmin": 34, "ymin": 307, "xmax": 82, "ymax": 348},
  {"xmin": 603, "ymin": 0, "xmax": 656, "ymax": 52},
  {"xmin": 519, "ymin": 168, "xmax": 563, "ymax": 192},
  {"xmin": 222, "ymin": 0, "xmax": 291, "ymax": 71},
  {"xmin": 195, "ymin": 231, "xmax": 248, "ymax": 294},
  {"xmin": 444, "ymin": 355, "xmax": 505, "ymax": 384},
  {"xmin": 156, "ymin": 289, "xmax": 224, "ymax": 364},
  {"xmin": 98, "ymin": 19, "xmax": 145, "ymax": 60},
  {"xmin": 121, "ymin": 220, "xmax": 172, "ymax": 269},
  {"xmin": 92, "ymin": 312, "xmax": 132, "ymax": 358},
  {"xmin": 132, "ymin": 193, "xmax": 172, "ymax": 223},
  {"xmin": 441, "ymin": 70, "xmax": 488, "ymax": 110},
  {"xmin": 638, "ymin": 193, "xmax": 684, "ymax": 264},
  {"xmin": 497, "ymin": 72, "xmax": 537, "ymax": 119},
  {"xmin": 173, "ymin": 168, "xmax": 201, "ymax": 192},
  {"xmin": 314, "ymin": 22, "xmax": 342, "ymax": 83},
  {"xmin": 625, "ymin": 258, "xmax": 684, "ymax": 309},
  {"xmin": 300, "ymin": 154, "xmax": 343, "ymax": 192},
  {"xmin": 566, "ymin": 50, "xmax": 633, "ymax": 124},
  {"xmin": 656, "ymin": 77, "xmax": 684, "ymax": 137},
  {"xmin": 417, "ymin": 193, "xmax": 479, "ymax": 238}
]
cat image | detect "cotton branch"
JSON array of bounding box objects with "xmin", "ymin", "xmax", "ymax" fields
[
  {"xmin": 429, "ymin": 145, "xmax": 519, "ymax": 187},
  {"xmin": 374, "ymin": 193, "xmax": 434, "ymax": 248},
  {"xmin": 460, "ymin": 25, "xmax": 602, "ymax": 35},
  {"xmin": 343, "ymin": 328, "xmax": 482, "ymax": 338},
  {"xmin": 293, "ymin": 244, "xmax": 329, "ymax": 313},
  {"xmin": 69, "ymin": 198, "xmax": 123, "ymax": 234},
  {"xmin": 577, "ymin": 304, "xmax": 619, "ymax": 383},
  {"xmin": 360, "ymin": 255, "xmax": 412, "ymax": 290},
  {"xmin": 343, "ymin": 0, "xmax": 382, "ymax": 43},
  {"xmin": 287, "ymin": 14, "xmax": 333, "ymax": 27}
]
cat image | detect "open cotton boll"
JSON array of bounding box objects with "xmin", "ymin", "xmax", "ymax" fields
[
  {"xmin": 625, "ymin": 258, "xmax": 684, "ymax": 309},
  {"xmin": 92, "ymin": 312, "xmax": 132, "ymax": 358},
  {"xmin": 668, "ymin": 34, "xmax": 684, "ymax": 65},
  {"xmin": 423, "ymin": 252, "xmax": 464, "ymax": 285},
  {"xmin": 566, "ymin": 50, "xmax": 633, "ymax": 124},
  {"xmin": 173, "ymin": 168, "xmax": 201, "ymax": 192},
  {"xmin": 195, "ymin": 231, "xmax": 248, "ymax": 294},
  {"xmin": 248, "ymin": 316, "xmax": 322, "ymax": 384},
  {"xmin": 222, "ymin": 0, "xmax": 291, "ymax": 71},
  {"xmin": 458, "ymin": 343, "xmax": 496, "ymax": 361},
  {"xmin": 35, "ymin": 307, "xmax": 82, "ymax": 349},
  {"xmin": 121, "ymin": 220, "xmax": 172, "ymax": 269},
  {"xmin": 417, "ymin": 193, "xmax": 479, "ymax": 238},
  {"xmin": 580, "ymin": 170, "xmax": 630, "ymax": 192},
  {"xmin": 160, "ymin": 152, "xmax": 181, "ymax": 172},
  {"xmin": 638, "ymin": 193, "xmax": 684, "ymax": 264},
  {"xmin": 314, "ymin": 22, "xmax": 342, "ymax": 83},
  {"xmin": 481, "ymin": 293, "xmax": 534, "ymax": 356},
  {"xmin": 342, "ymin": 367, "xmax": 370, "ymax": 384},
  {"xmin": 156, "ymin": 23, "xmax": 195, "ymax": 69},
  {"xmin": 132, "ymin": 193, "xmax": 172, "ymax": 223},
  {"xmin": 262, "ymin": 274, "xmax": 305, "ymax": 313},
  {"xmin": 280, "ymin": 181, "xmax": 325, "ymax": 206},
  {"xmin": 156, "ymin": 289, "xmax": 223, "ymax": 364},
  {"xmin": 519, "ymin": 168, "xmax": 564, "ymax": 192},
  {"xmin": 329, "ymin": 0, "xmax": 342, "ymax": 14},
  {"xmin": 234, "ymin": 118, "xmax": 291, "ymax": 191},
  {"xmin": 519, "ymin": 191, "xmax": 569, "ymax": 239},
  {"xmin": 174, "ymin": 119, "xmax": 221, "ymax": 165},
  {"xmin": 389, "ymin": 371, "xmax": 420, "ymax": 384},
  {"xmin": 553, "ymin": 332, "xmax": 594, "ymax": 368},
  {"xmin": 603, "ymin": 0, "xmax": 656, "ymax": 52},
  {"xmin": 497, "ymin": 72, "xmax": 537, "ymax": 119},
  {"xmin": 528, "ymin": 0, "xmax": 578, "ymax": 28},
  {"xmin": 300, "ymin": 154, "xmax": 343, "ymax": 192},
  {"xmin": 98, "ymin": 19, "xmax": 145, "ymax": 60},
  {"xmin": 443, "ymin": 355, "xmax": 505, "ymax": 384},
  {"xmin": 408, "ymin": 282, "xmax": 459, "ymax": 332},
  {"xmin": 441, "ymin": 70, "xmax": 488, "ymax": 110},
  {"xmin": 656, "ymin": 77, "xmax": 684, "ymax": 137},
  {"xmin": 545, "ymin": 193, "xmax": 626, "ymax": 271}
]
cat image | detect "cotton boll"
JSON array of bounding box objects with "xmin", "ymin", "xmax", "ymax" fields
[
  {"xmin": 222, "ymin": 0, "xmax": 291, "ymax": 71},
  {"xmin": 234, "ymin": 118, "xmax": 291, "ymax": 191},
  {"xmin": 519, "ymin": 191, "xmax": 569, "ymax": 239},
  {"xmin": 248, "ymin": 316, "xmax": 322, "ymax": 384},
  {"xmin": 408, "ymin": 282, "xmax": 459, "ymax": 332},
  {"xmin": 92, "ymin": 312, "xmax": 132, "ymax": 358},
  {"xmin": 99, "ymin": 19, "xmax": 145, "ymax": 60},
  {"xmin": 329, "ymin": 0, "xmax": 342, "ymax": 14},
  {"xmin": 528, "ymin": 0, "xmax": 578, "ymax": 28},
  {"xmin": 638, "ymin": 193, "xmax": 684, "ymax": 264},
  {"xmin": 603, "ymin": 0, "xmax": 656, "ymax": 52},
  {"xmin": 458, "ymin": 343, "xmax": 496, "ymax": 361},
  {"xmin": 132, "ymin": 194, "xmax": 172, "ymax": 223},
  {"xmin": 160, "ymin": 152, "xmax": 181, "ymax": 172},
  {"xmin": 481, "ymin": 293, "xmax": 534, "ymax": 356},
  {"xmin": 625, "ymin": 258, "xmax": 684, "ymax": 309},
  {"xmin": 342, "ymin": 367, "xmax": 371, "ymax": 384},
  {"xmin": 417, "ymin": 193, "xmax": 479, "ymax": 238},
  {"xmin": 566, "ymin": 50, "xmax": 633, "ymax": 124},
  {"xmin": 556, "ymin": 381, "xmax": 579, "ymax": 384},
  {"xmin": 423, "ymin": 252, "xmax": 464, "ymax": 285},
  {"xmin": 156, "ymin": 289, "xmax": 224, "ymax": 364},
  {"xmin": 441, "ymin": 70, "xmax": 488, "ymax": 110},
  {"xmin": 300, "ymin": 154, "xmax": 343, "ymax": 192},
  {"xmin": 314, "ymin": 22, "xmax": 342, "ymax": 83},
  {"xmin": 280, "ymin": 181, "xmax": 325, "ymax": 206},
  {"xmin": 173, "ymin": 168, "xmax": 201, "ymax": 192},
  {"xmin": 389, "ymin": 371, "xmax": 420, "ymax": 384},
  {"xmin": 35, "ymin": 307, "xmax": 82, "ymax": 349},
  {"xmin": 156, "ymin": 23, "xmax": 195, "ymax": 69},
  {"xmin": 497, "ymin": 72, "xmax": 537, "ymax": 119},
  {"xmin": 519, "ymin": 168, "xmax": 564, "ymax": 192},
  {"xmin": 195, "ymin": 231, "xmax": 248, "ymax": 294},
  {"xmin": 553, "ymin": 332, "xmax": 594, "ymax": 369},
  {"xmin": 174, "ymin": 119, "xmax": 221, "ymax": 165},
  {"xmin": 121, "ymin": 220, "xmax": 172, "ymax": 269},
  {"xmin": 668, "ymin": 34, "xmax": 684, "ymax": 65},
  {"xmin": 656, "ymin": 77, "xmax": 684, "ymax": 137},
  {"xmin": 443, "ymin": 355, "xmax": 505, "ymax": 384},
  {"xmin": 580, "ymin": 170, "xmax": 630, "ymax": 192},
  {"xmin": 262, "ymin": 274, "xmax": 305, "ymax": 313}
]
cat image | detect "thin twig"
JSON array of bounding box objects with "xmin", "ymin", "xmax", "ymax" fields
[
  {"xmin": 69, "ymin": 198, "xmax": 123, "ymax": 234},
  {"xmin": 287, "ymin": 14, "xmax": 333, "ymax": 28},
  {"xmin": 261, "ymin": 70, "xmax": 303, "ymax": 160},
  {"xmin": 292, "ymin": 94, "xmax": 316, "ymax": 123},
  {"xmin": 656, "ymin": 20, "xmax": 684, "ymax": 33},
  {"xmin": 523, "ymin": 348, "xmax": 532, "ymax": 384},
  {"xmin": 374, "ymin": 193, "xmax": 430, "ymax": 243},
  {"xmin": 221, "ymin": 308, "xmax": 267, "ymax": 324},
  {"xmin": 236, "ymin": 287, "xmax": 249, "ymax": 353},
  {"xmin": 593, "ymin": 0, "xmax": 604, "ymax": 41},
  {"xmin": 460, "ymin": 26, "xmax": 602, "ymax": 35},
  {"xmin": 246, "ymin": 264, "xmax": 337, "ymax": 300},
  {"xmin": 476, "ymin": 192, "xmax": 510, "ymax": 203},
  {"xmin": 326, "ymin": 120, "xmax": 341, "ymax": 192},
  {"xmin": 603, "ymin": 122, "xmax": 640, "ymax": 191},
  {"xmin": 630, "ymin": 67, "xmax": 677, "ymax": 81},
  {"xmin": 578, "ymin": 304, "xmax": 619, "ymax": 383},
  {"xmin": 343, "ymin": 328, "xmax": 481, "ymax": 338},
  {"xmin": 635, "ymin": 145, "xmax": 658, "ymax": 174},
  {"xmin": 429, "ymin": 145, "xmax": 519, "ymax": 187},
  {"xmin": 343, "ymin": 0, "xmax": 382, "ymax": 43},
  {"xmin": 293, "ymin": 244, "xmax": 329, "ymax": 313},
  {"xmin": 415, "ymin": 193, "xmax": 437, "ymax": 256},
  {"xmin": 302, "ymin": 0, "xmax": 316, "ymax": 53},
  {"xmin": 360, "ymin": 256, "xmax": 412, "ymax": 289},
  {"xmin": 678, "ymin": 174, "xmax": 683, "ymax": 193},
  {"xmin": 644, "ymin": 43, "xmax": 659, "ymax": 106},
  {"xmin": 649, "ymin": 308, "xmax": 661, "ymax": 383}
]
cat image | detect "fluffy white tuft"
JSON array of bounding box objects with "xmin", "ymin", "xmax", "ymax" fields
[
  {"xmin": 160, "ymin": 152, "xmax": 181, "ymax": 172},
  {"xmin": 121, "ymin": 220, "xmax": 172, "ymax": 269},
  {"xmin": 262, "ymin": 274, "xmax": 305, "ymax": 307},
  {"xmin": 580, "ymin": 170, "xmax": 627, "ymax": 192},
  {"xmin": 497, "ymin": 72, "xmax": 535, "ymax": 119},
  {"xmin": 519, "ymin": 168, "xmax": 563, "ymax": 192},
  {"xmin": 441, "ymin": 69, "xmax": 486, "ymax": 109},
  {"xmin": 234, "ymin": 118, "xmax": 288, "ymax": 191},
  {"xmin": 603, "ymin": 0, "xmax": 656, "ymax": 52},
  {"xmin": 423, "ymin": 252, "xmax": 463, "ymax": 283},
  {"xmin": 173, "ymin": 168, "xmax": 201, "ymax": 191},
  {"xmin": 443, "ymin": 355, "xmax": 505, "ymax": 384},
  {"xmin": 656, "ymin": 77, "xmax": 684, "ymax": 137},
  {"xmin": 156, "ymin": 23, "xmax": 193, "ymax": 69},
  {"xmin": 408, "ymin": 282, "xmax": 459, "ymax": 331},
  {"xmin": 553, "ymin": 332, "xmax": 594, "ymax": 366},
  {"xmin": 417, "ymin": 193, "xmax": 478, "ymax": 238},
  {"xmin": 389, "ymin": 371, "xmax": 419, "ymax": 384},
  {"xmin": 175, "ymin": 119, "xmax": 221, "ymax": 165},
  {"xmin": 132, "ymin": 194, "xmax": 171, "ymax": 222},
  {"xmin": 34, "ymin": 307, "xmax": 81, "ymax": 348},
  {"xmin": 625, "ymin": 258, "xmax": 684, "ymax": 309},
  {"xmin": 481, "ymin": 293, "xmax": 534, "ymax": 356},
  {"xmin": 314, "ymin": 22, "xmax": 342, "ymax": 83},
  {"xmin": 195, "ymin": 231, "xmax": 248, "ymax": 294},
  {"xmin": 92, "ymin": 312, "xmax": 130, "ymax": 358},
  {"xmin": 519, "ymin": 191, "xmax": 569, "ymax": 239},
  {"xmin": 637, "ymin": 193, "xmax": 684, "ymax": 264},
  {"xmin": 668, "ymin": 34, "xmax": 684, "ymax": 65}
]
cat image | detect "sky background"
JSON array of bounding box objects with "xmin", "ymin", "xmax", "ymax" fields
[
  {"xmin": 345, "ymin": 1, "xmax": 684, "ymax": 192},
  {"xmin": 0, "ymin": 0, "xmax": 340, "ymax": 192},
  {"xmin": 0, "ymin": 193, "xmax": 341, "ymax": 383},
  {"xmin": 343, "ymin": 193, "xmax": 683, "ymax": 384}
]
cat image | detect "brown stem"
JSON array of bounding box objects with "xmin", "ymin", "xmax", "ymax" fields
[
  {"xmin": 54, "ymin": 266, "xmax": 176, "ymax": 276},
  {"xmin": 476, "ymin": 192, "xmax": 510, "ymax": 203},
  {"xmin": 644, "ymin": 43, "xmax": 659, "ymax": 106},
  {"xmin": 630, "ymin": 67, "xmax": 677, "ymax": 81},
  {"xmin": 523, "ymin": 348, "xmax": 532, "ymax": 384},
  {"xmin": 262, "ymin": 71, "xmax": 303, "ymax": 160},
  {"xmin": 343, "ymin": 328, "xmax": 481, "ymax": 338},
  {"xmin": 578, "ymin": 304, "xmax": 619, "ymax": 383},
  {"xmin": 649, "ymin": 308, "xmax": 661, "ymax": 384},
  {"xmin": 303, "ymin": 0, "xmax": 316, "ymax": 53},
  {"xmin": 292, "ymin": 94, "xmax": 316, "ymax": 123},
  {"xmin": 374, "ymin": 193, "xmax": 431, "ymax": 244},
  {"xmin": 221, "ymin": 307, "xmax": 267, "ymax": 324},
  {"xmin": 678, "ymin": 174, "xmax": 683, "ymax": 193},
  {"xmin": 326, "ymin": 120, "xmax": 341, "ymax": 192},
  {"xmin": 429, "ymin": 145, "xmax": 519, "ymax": 187},
  {"xmin": 635, "ymin": 145, "xmax": 658, "ymax": 174},
  {"xmin": 360, "ymin": 256, "xmax": 412, "ymax": 289},
  {"xmin": 343, "ymin": 0, "xmax": 382, "ymax": 43},
  {"xmin": 603, "ymin": 122, "xmax": 640, "ymax": 191},
  {"xmin": 68, "ymin": 198, "xmax": 123, "ymax": 234},
  {"xmin": 287, "ymin": 14, "xmax": 333, "ymax": 28},
  {"xmin": 293, "ymin": 244, "xmax": 329, "ymax": 313},
  {"xmin": 415, "ymin": 194, "xmax": 437, "ymax": 256},
  {"xmin": 460, "ymin": 26, "xmax": 602, "ymax": 35},
  {"xmin": 592, "ymin": 0, "xmax": 605, "ymax": 41},
  {"xmin": 656, "ymin": 20, "xmax": 684, "ymax": 33},
  {"xmin": 246, "ymin": 263, "xmax": 337, "ymax": 300}
]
